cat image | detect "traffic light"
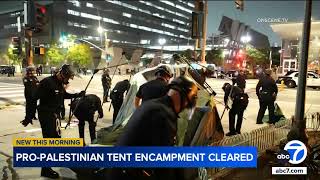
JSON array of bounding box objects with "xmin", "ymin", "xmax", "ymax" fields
[
  {"xmin": 28, "ymin": 0, "xmax": 48, "ymax": 33},
  {"xmin": 34, "ymin": 46, "xmax": 45, "ymax": 55},
  {"xmin": 191, "ymin": 12, "xmax": 203, "ymax": 39},
  {"xmin": 235, "ymin": 0, "xmax": 244, "ymax": 11},
  {"xmin": 11, "ymin": 37, "xmax": 22, "ymax": 55}
]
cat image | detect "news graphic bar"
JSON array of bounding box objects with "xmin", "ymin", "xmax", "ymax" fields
[
  {"xmin": 13, "ymin": 138, "xmax": 84, "ymax": 147},
  {"xmin": 272, "ymin": 167, "xmax": 307, "ymax": 175},
  {"xmin": 13, "ymin": 146, "xmax": 257, "ymax": 168}
]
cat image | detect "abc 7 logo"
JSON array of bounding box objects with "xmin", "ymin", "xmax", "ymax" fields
[{"xmin": 277, "ymin": 140, "xmax": 307, "ymax": 164}]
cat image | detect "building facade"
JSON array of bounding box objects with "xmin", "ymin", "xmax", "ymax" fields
[
  {"xmin": 0, "ymin": 0, "xmax": 195, "ymax": 52},
  {"xmin": 271, "ymin": 21, "xmax": 320, "ymax": 74}
]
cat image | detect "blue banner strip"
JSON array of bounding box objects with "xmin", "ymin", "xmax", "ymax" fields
[{"xmin": 13, "ymin": 146, "xmax": 257, "ymax": 168}]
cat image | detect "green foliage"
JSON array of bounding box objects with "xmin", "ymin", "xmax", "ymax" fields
[
  {"xmin": 7, "ymin": 47, "xmax": 22, "ymax": 65},
  {"xmin": 66, "ymin": 44, "xmax": 92, "ymax": 67},
  {"xmin": 46, "ymin": 44, "xmax": 65, "ymax": 66},
  {"xmin": 206, "ymin": 49, "xmax": 224, "ymax": 66},
  {"xmin": 246, "ymin": 47, "xmax": 269, "ymax": 66}
]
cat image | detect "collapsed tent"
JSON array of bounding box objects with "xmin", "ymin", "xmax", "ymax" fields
[{"xmin": 95, "ymin": 64, "xmax": 224, "ymax": 146}]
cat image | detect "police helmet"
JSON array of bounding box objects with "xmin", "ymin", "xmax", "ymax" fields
[
  {"xmin": 222, "ymin": 82, "xmax": 232, "ymax": 92},
  {"xmin": 59, "ymin": 64, "xmax": 75, "ymax": 79},
  {"xmin": 26, "ymin": 66, "xmax": 35, "ymax": 73},
  {"xmin": 169, "ymin": 76, "xmax": 198, "ymax": 108},
  {"xmin": 155, "ymin": 65, "xmax": 173, "ymax": 78}
]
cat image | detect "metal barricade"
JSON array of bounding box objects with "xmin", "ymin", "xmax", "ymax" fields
[{"xmin": 208, "ymin": 118, "xmax": 292, "ymax": 179}]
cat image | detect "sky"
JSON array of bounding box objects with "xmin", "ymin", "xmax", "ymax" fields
[{"xmin": 207, "ymin": 0, "xmax": 320, "ymax": 45}]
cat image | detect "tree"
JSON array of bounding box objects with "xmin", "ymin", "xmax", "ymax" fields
[
  {"xmin": 206, "ymin": 49, "xmax": 224, "ymax": 66},
  {"xmin": 246, "ymin": 47, "xmax": 269, "ymax": 66},
  {"xmin": 6, "ymin": 47, "xmax": 22, "ymax": 65},
  {"xmin": 66, "ymin": 44, "xmax": 92, "ymax": 67},
  {"xmin": 46, "ymin": 44, "xmax": 65, "ymax": 66}
]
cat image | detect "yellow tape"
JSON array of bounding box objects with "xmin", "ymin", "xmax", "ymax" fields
[{"xmin": 13, "ymin": 138, "xmax": 83, "ymax": 147}]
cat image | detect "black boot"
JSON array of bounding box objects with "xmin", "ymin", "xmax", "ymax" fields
[{"xmin": 41, "ymin": 168, "xmax": 59, "ymax": 179}]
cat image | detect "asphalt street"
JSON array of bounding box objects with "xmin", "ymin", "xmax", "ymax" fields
[{"xmin": 1, "ymin": 74, "xmax": 320, "ymax": 179}]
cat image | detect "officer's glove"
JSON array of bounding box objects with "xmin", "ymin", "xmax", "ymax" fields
[
  {"xmin": 77, "ymin": 91, "xmax": 86, "ymax": 97},
  {"xmin": 226, "ymin": 105, "xmax": 230, "ymax": 110},
  {"xmin": 20, "ymin": 119, "xmax": 33, "ymax": 127}
]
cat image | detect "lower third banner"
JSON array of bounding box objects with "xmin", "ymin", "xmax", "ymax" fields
[{"xmin": 13, "ymin": 146, "xmax": 257, "ymax": 168}]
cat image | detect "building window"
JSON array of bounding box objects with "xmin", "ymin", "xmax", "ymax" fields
[
  {"xmin": 67, "ymin": 9, "xmax": 80, "ymax": 16},
  {"xmin": 160, "ymin": 0, "xmax": 175, "ymax": 7},
  {"xmin": 130, "ymin": 24, "xmax": 138, "ymax": 28},
  {"xmin": 122, "ymin": 12, "xmax": 132, "ymax": 18},
  {"xmin": 107, "ymin": 0, "xmax": 122, "ymax": 6},
  {"xmin": 81, "ymin": 24, "xmax": 88, "ymax": 28},
  {"xmin": 138, "ymin": 26, "xmax": 151, "ymax": 32},
  {"xmin": 178, "ymin": 27, "xmax": 189, "ymax": 32},
  {"xmin": 103, "ymin": 17, "xmax": 120, "ymax": 24},
  {"xmin": 175, "ymin": 12, "xmax": 188, "ymax": 19},
  {"xmin": 161, "ymin": 23, "xmax": 175, "ymax": 29},
  {"xmin": 86, "ymin": 2, "xmax": 93, "ymax": 8},
  {"xmin": 81, "ymin": 12, "xmax": 101, "ymax": 20},
  {"xmin": 173, "ymin": 18, "xmax": 185, "ymax": 25},
  {"xmin": 187, "ymin": 2, "xmax": 195, "ymax": 8},
  {"xmin": 122, "ymin": 2, "xmax": 138, "ymax": 10},
  {"xmin": 140, "ymin": 40, "xmax": 150, "ymax": 44},
  {"xmin": 139, "ymin": 8, "xmax": 151, "ymax": 14},
  {"xmin": 68, "ymin": 0, "xmax": 80, "ymax": 7},
  {"xmin": 176, "ymin": 5, "xmax": 192, "ymax": 13}
]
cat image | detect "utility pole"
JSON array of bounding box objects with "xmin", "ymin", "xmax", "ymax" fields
[
  {"xmin": 289, "ymin": 0, "xmax": 312, "ymax": 143},
  {"xmin": 194, "ymin": 0, "xmax": 200, "ymax": 60},
  {"xmin": 24, "ymin": 0, "xmax": 33, "ymax": 66},
  {"xmin": 200, "ymin": 0, "xmax": 208, "ymax": 64}
]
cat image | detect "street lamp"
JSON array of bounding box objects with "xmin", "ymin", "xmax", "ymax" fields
[
  {"xmin": 158, "ymin": 38, "xmax": 166, "ymax": 60},
  {"xmin": 97, "ymin": 26, "xmax": 103, "ymax": 34},
  {"xmin": 241, "ymin": 35, "xmax": 251, "ymax": 43}
]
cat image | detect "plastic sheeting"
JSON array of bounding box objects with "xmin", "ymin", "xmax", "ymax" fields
[{"xmin": 95, "ymin": 64, "xmax": 224, "ymax": 146}]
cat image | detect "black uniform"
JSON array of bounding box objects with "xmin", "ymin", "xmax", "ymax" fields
[
  {"xmin": 256, "ymin": 75, "xmax": 278, "ymax": 124},
  {"xmin": 111, "ymin": 96, "xmax": 180, "ymax": 179},
  {"xmin": 71, "ymin": 94, "xmax": 103, "ymax": 142},
  {"xmin": 35, "ymin": 75, "xmax": 80, "ymax": 138},
  {"xmin": 101, "ymin": 73, "xmax": 111, "ymax": 102},
  {"xmin": 232, "ymin": 74, "xmax": 246, "ymax": 90},
  {"xmin": 136, "ymin": 78, "xmax": 168, "ymax": 103},
  {"xmin": 224, "ymin": 85, "xmax": 248, "ymax": 134},
  {"xmin": 110, "ymin": 80, "xmax": 130, "ymax": 123},
  {"xmin": 23, "ymin": 75, "xmax": 39, "ymax": 121}
]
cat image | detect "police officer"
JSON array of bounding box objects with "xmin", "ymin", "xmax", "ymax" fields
[
  {"xmin": 111, "ymin": 76, "xmax": 198, "ymax": 179},
  {"xmin": 71, "ymin": 94, "xmax": 103, "ymax": 144},
  {"xmin": 134, "ymin": 65, "xmax": 173, "ymax": 107},
  {"xmin": 101, "ymin": 69, "xmax": 112, "ymax": 103},
  {"xmin": 34, "ymin": 64, "xmax": 84, "ymax": 179},
  {"xmin": 232, "ymin": 70, "xmax": 246, "ymax": 91},
  {"xmin": 256, "ymin": 69, "xmax": 278, "ymax": 124},
  {"xmin": 110, "ymin": 79, "xmax": 130, "ymax": 124},
  {"xmin": 21, "ymin": 66, "xmax": 39, "ymax": 127},
  {"xmin": 222, "ymin": 83, "xmax": 249, "ymax": 136}
]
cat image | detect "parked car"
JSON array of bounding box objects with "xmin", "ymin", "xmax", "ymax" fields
[
  {"xmin": 0, "ymin": 65, "xmax": 15, "ymax": 76},
  {"xmin": 277, "ymin": 71, "xmax": 320, "ymax": 88}
]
